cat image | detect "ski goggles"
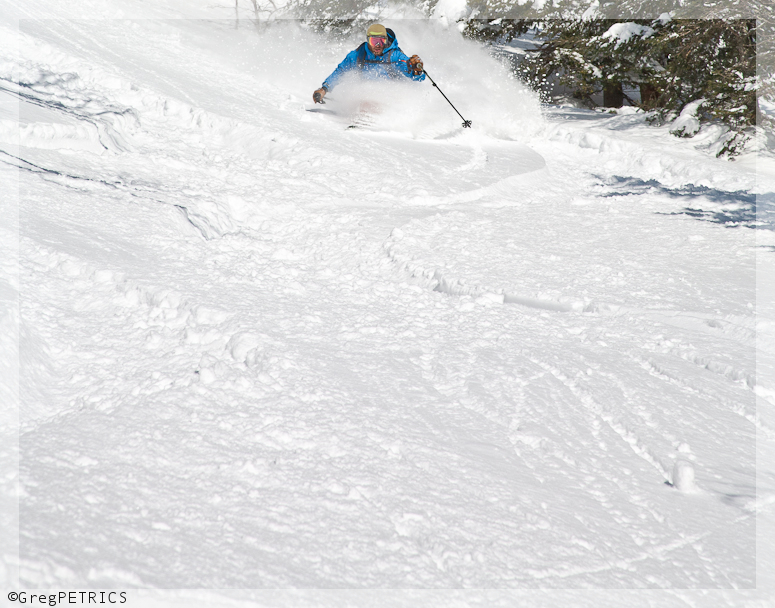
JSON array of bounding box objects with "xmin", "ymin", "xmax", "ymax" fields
[{"xmin": 367, "ymin": 35, "xmax": 387, "ymax": 46}]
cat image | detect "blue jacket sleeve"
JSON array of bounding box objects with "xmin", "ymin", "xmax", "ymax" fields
[{"xmin": 322, "ymin": 49, "xmax": 360, "ymax": 91}]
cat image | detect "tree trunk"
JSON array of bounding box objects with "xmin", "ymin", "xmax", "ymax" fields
[
  {"xmin": 639, "ymin": 83, "xmax": 660, "ymax": 108},
  {"xmin": 603, "ymin": 82, "xmax": 623, "ymax": 108}
]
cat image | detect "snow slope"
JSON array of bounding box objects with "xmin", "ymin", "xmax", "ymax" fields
[{"xmin": 1, "ymin": 2, "xmax": 774, "ymax": 606}]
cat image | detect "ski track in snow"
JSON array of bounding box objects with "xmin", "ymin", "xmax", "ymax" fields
[{"xmin": 1, "ymin": 8, "xmax": 774, "ymax": 604}]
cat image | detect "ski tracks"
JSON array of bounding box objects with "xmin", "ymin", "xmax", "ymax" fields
[{"xmin": 7, "ymin": 14, "xmax": 770, "ymax": 592}]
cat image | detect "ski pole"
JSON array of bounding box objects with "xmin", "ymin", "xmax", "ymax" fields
[{"xmin": 422, "ymin": 70, "xmax": 472, "ymax": 128}]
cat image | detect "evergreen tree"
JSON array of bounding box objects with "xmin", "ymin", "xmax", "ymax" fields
[{"xmin": 465, "ymin": 9, "xmax": 761, "ymax": 156}]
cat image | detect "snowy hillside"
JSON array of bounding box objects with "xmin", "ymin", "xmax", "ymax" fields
[{"xmin": 1, "ymin": 1, "xmax": 775, "ymax": 607}]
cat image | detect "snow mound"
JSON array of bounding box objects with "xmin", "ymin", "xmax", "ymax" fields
[
  {"xmin": 672, "ymin": 461, "xmax": 699, "ymax": 493},
  {"xmin": 670, "ymin": 100, "xmax": 704, "ymax": 138}
]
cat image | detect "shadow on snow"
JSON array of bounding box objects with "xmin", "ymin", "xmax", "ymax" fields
[{"xmin": 595, "ymin": 175, "xmax": 774, "ymax": 234}]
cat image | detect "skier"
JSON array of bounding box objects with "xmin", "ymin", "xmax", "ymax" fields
[{"xmin": 313, "ymin": 24, "xmax": 425, "ymax": 104}]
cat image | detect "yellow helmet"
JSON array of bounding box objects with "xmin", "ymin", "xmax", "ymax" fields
[{"xmin": 366, "ymin": 23, "xmax": 387, "ymax": 39}]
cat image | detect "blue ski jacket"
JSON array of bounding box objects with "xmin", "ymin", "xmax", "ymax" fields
[{"xmin": 321, "ymin": 28, "xmax": 425, "ymax": 92}]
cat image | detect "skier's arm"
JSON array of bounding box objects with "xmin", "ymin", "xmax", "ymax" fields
[
  {"xmin": 321, "ymin": 49, "xmax": 359, "ymax": 92},
  {"xmin": 393, "ymin": 50, "xmax": 426, "ymax": 82}
]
